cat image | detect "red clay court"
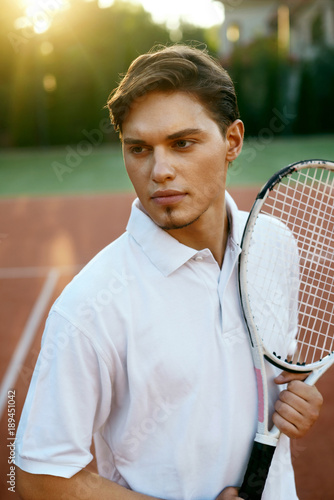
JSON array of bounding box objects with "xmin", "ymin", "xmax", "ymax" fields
[{"xmin": 0, "ymin": 189, "xmax": 333, "ymax": 499}]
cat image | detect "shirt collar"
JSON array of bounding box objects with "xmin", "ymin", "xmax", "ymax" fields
[
  {"xmin": 126, "ymin": 199, "xmax": 197, "ymax": 276},
  {"xmin": 225, "ymin": 190, "xmax": 244, "ymax": 247},
  {"xmin": 126, "ymin": 192, "xmax": 242, "ymax": 277}
]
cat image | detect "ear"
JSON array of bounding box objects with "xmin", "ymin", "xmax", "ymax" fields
[{"xmin": 226, "ymin": 119, "xmax": 244, "ymax": 162}]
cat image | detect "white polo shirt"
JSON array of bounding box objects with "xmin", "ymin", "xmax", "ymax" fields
[{"xmin": 16, "ymin": 192, "xmax": 298, "ymax": 500}]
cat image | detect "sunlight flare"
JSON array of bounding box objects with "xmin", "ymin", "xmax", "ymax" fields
[{"xmin": 18, "ymin": 0, "xmax": 68, "ymax": 33}]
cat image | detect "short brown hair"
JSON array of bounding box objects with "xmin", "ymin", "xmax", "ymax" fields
[{"xmin": 107, "ymin": 44, "xmax": 239, "ymax": 137}]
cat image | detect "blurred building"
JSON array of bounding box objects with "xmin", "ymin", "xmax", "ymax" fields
[{"xmin": 219, "ymin": 0, "xmax": 334, "ymax": 59}]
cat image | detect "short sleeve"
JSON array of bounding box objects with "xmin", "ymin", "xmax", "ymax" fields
[{"xmin": 16, "ymin": 310, "xmax": 112, "ymax": 478}]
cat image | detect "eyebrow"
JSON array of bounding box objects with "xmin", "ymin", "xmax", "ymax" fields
[
  {"xmin": 167, "ymin": 128, "xmax": 203, "ymax": 140},
  {"xmin": 123, "ymin": 128, "xmax": 203, "ymax": 145}
]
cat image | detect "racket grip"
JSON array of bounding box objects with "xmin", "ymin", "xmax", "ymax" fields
[{"xmin": 238, "ymin": 441, "xmax": 276, "ymax": 500}]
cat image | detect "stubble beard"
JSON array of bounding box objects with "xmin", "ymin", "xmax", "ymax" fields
[{"xmin": 157, "ymin": 206, "xmax": 204, "ymax": 231}]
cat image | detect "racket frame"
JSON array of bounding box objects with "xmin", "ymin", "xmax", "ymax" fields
[
  {"xmin": 238, "ymin": 159, "xmax": 334, "ymax": 499},
  {"xmin": 239, "ymin": 159, "xmax": 334, "ymax": 374}
]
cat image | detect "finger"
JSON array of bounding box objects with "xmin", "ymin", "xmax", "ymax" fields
[
  {"xmin": 272, "ymin": 410, "xmax": 301, "ymax": 438},
  {"xmin": 273, "ymin": 387, "xmax": 322, "ymax": 437},
  {"xmin": 218, "ymin": 487, "xmax": 240, "ymax": 499},
  {"xmin": 272, "ymin": 405, "xmax": 317, "ymax": 438},
  {"xmin": 285, "ymin": 380, "xmax": 324, "ymax": 408},
  {"xmin": 274, "ymin": 370, "xmax": 310, "ymax": 384},
  {"xmin": 278, "ymin": 385, "xmax": 322, "ymax": 422},
  {"xmin": 273, "ymin": 396, "xmax": 310, "ymax": 438},
  {"xmin": 277, "ymin": 387, "xmax": 310, "ymax": 413}
]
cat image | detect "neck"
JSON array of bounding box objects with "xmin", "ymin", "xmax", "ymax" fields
[{"xmin": 166, "ymin": 201, "xmax": 229, "ymax": 268}]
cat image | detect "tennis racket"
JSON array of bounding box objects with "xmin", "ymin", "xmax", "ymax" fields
[{"xmin": 238, "ymin": 159, "xmax": 334, "ymax": 500}]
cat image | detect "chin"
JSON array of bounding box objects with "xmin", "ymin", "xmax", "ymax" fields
[
  {"xmin": 145, "ymin": 201, "xmax": 203, "ymax": 230},
  {"xmin": 157, "ymin": 212, "xmax": 202, "ymax": 231}
]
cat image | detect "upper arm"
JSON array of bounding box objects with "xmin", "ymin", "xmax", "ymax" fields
[{"xmin": 16, "ymin": 311, "xmax": 113, "ymax": 479}]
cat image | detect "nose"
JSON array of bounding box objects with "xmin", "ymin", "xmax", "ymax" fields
[{"xmin": 151, "ymin": 148, "xmax": 176, "ymax": 183}]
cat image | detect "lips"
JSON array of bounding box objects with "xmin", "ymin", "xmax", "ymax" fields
[{"xmin": 151, "ymin": 189, "xmax": 186, "ymax": 206}]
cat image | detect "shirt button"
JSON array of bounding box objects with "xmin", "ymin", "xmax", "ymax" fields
[{"xmin": 194, "ymin": 255, "xmax": 204, "ymax": 262}]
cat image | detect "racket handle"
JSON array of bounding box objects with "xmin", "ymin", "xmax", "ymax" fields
[{"xmin": 238, "ymin": 441, "xmax": 276, "ymax": 500}]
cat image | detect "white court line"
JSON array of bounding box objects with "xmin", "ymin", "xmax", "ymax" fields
[
  {"xmin": 0, "ymin": 265, "xmax": 82, "ymax": 279},
  {"xmin": 0, "ymin": 268, "xmax": 59, "ymax": 419}
]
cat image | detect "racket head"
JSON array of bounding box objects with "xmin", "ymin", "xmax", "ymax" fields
[{"xmin": 239, "ymin": 159, "xmax": 334, "ymax": 374}]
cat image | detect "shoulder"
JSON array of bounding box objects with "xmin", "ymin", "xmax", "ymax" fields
[
  {"xmin": 52, "ymin": 231, "xmax": 137, "ymax": 320},
  {"xmin": 237, "ymin": 210, "xmax": 249, "ymax": 230},
  {"xmin": 42, "ymin": 231, "xmax": 144, "ymax": 358}
]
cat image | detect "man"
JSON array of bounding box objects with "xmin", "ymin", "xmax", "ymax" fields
[{"xmin": 16, "ymin": 44, "xmax": 322, "ymax": 500}]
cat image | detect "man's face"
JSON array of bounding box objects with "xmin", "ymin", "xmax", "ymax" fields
[{"xmin": 122, "ymin": 91, "xmax": 235, "ymax": 232}]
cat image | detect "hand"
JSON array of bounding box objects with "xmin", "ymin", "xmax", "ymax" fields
[
  {"xmin": 215, "ymin": 487, "xmax": 241, "ymax": 499},
  {"xmin": 273, "ymin": 371, "xmax": 323, "ymax": 438}
]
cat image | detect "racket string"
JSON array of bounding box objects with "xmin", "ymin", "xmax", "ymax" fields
[
  {"xmin": 293, "ymin": 169, "xmax": 334, "ymax": 362},
  {"xmin": 287, "ymin": 170, "xmax": 333, "ymax": 362}
]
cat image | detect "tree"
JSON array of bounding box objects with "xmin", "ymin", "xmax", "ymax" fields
[{"xmin": 2, "ymin": 0, "xmax": 218, "ymax": 147}]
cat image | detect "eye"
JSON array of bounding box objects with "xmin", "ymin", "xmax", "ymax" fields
[
  {"xmin": 131, "ymin": 146, "xmax": 143, "ymax": 154},
  {"xmin": 174, "ymin": 140, "xmax": 192, "ymax": 149},
  {"xmin": 129, "ymin": 145, "xmax": 148, "ymax": 155}
]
